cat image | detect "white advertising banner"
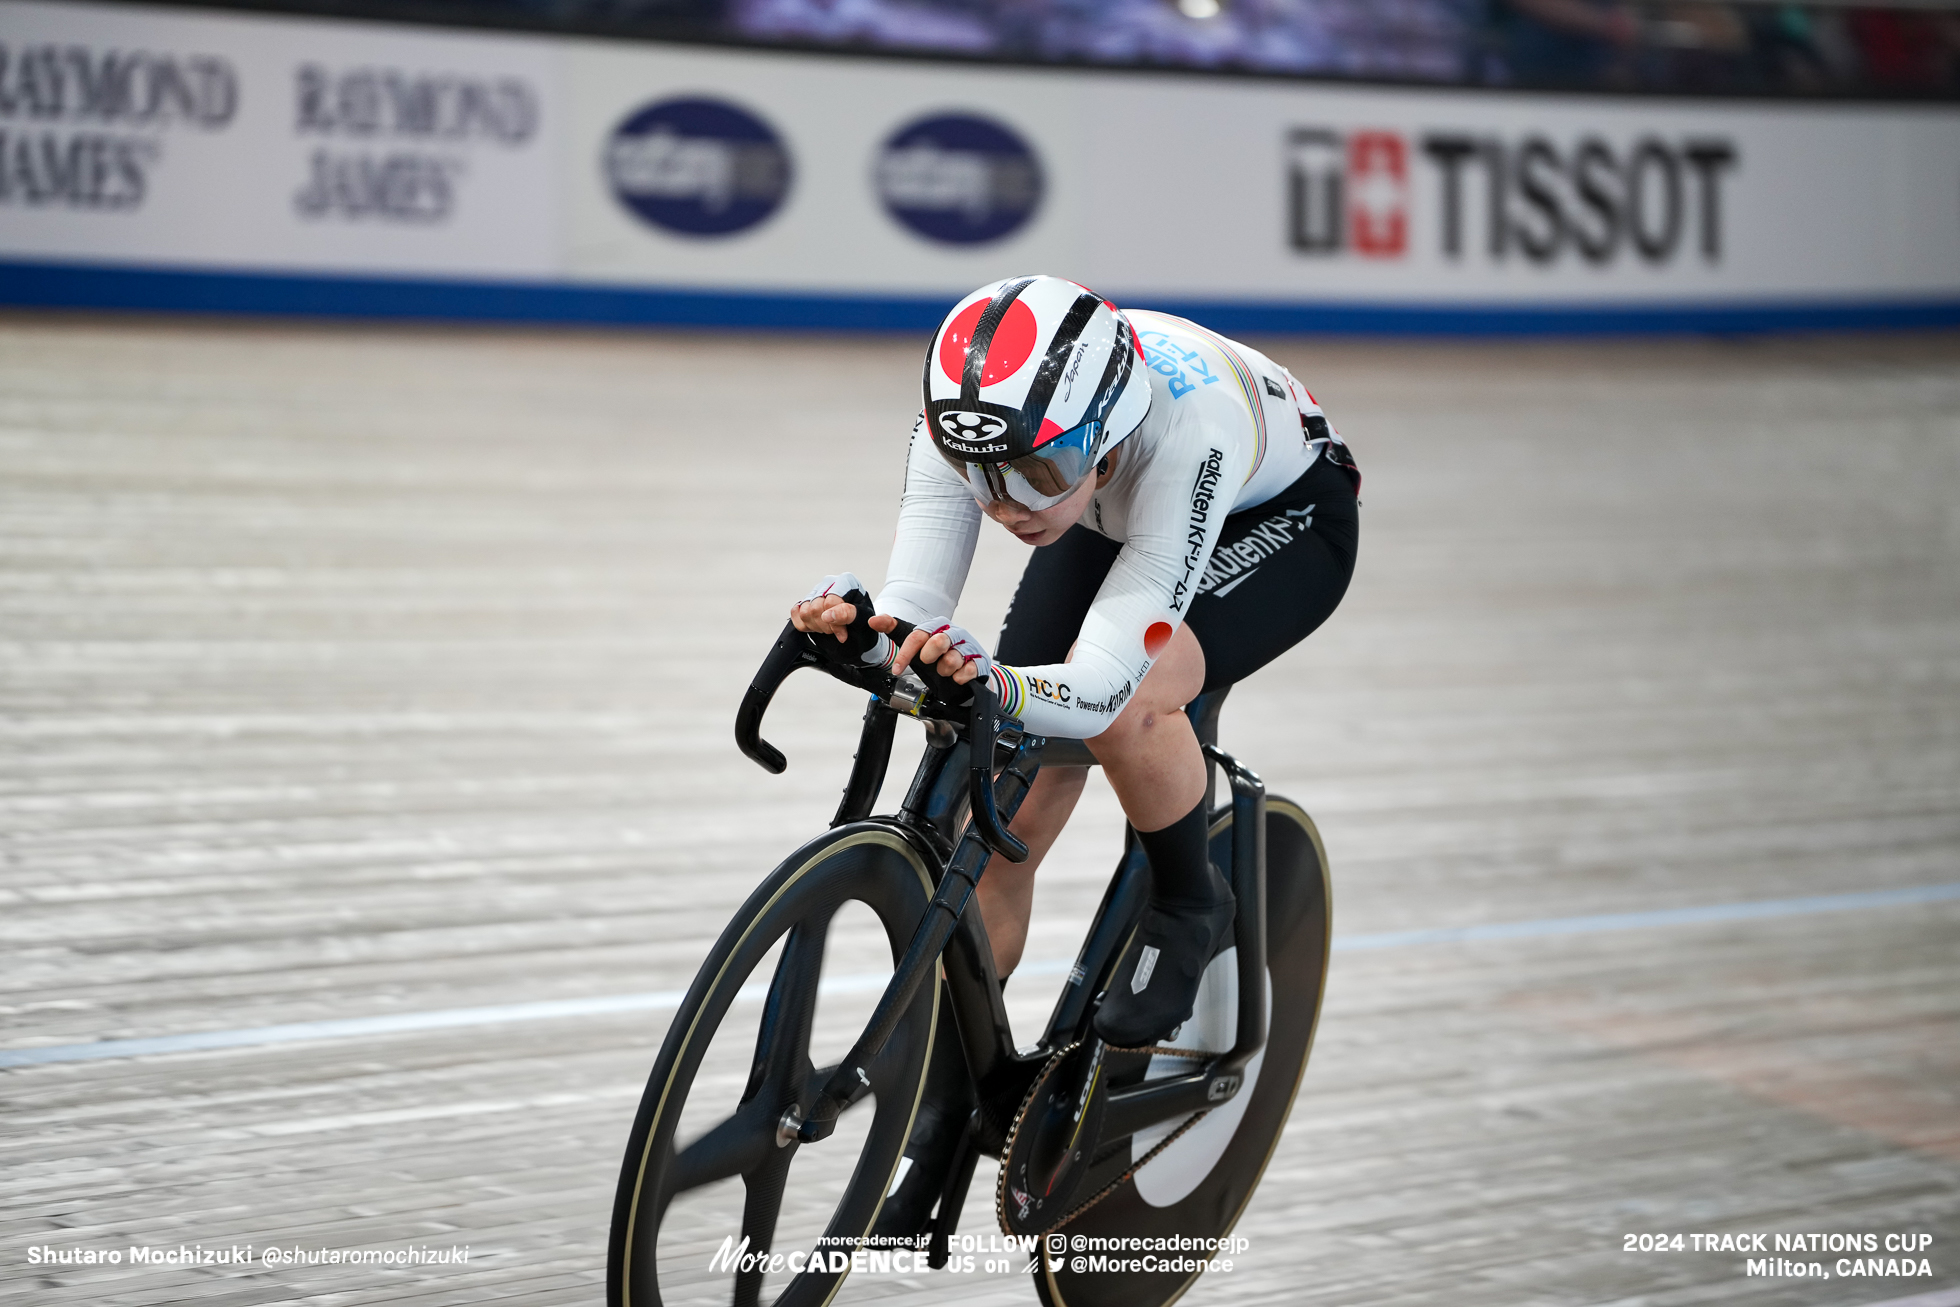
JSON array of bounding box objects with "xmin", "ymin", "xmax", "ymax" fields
[
  {"xmin": 559, "ymin": 43, "xmax": 1960, "ymax": 306},
  {"xmin": 3, "ymin": 0, "xmax": 1957, "ymax": 327},
  {"xmin": 0, "ymin": 0, "xmax": 558, "ymax": 276}
]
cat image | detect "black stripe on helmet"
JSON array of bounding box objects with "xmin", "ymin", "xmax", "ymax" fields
[
  {"xmin": 960, "ymin": 277, "xmax": 1036, "ymax": 405},
  {"xmin": 919, "ymin": 323, "xmax": 939, "ymax": 398},
  {"xmin": 1081, "ymin": 311, "xmax": 1137, "ymax": 431},
  {"xmin": 1019, "ymin": 292, "xmax": 1103, "ymax": 434}
]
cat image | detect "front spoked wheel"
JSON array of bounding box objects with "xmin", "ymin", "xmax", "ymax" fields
[
  {"xmin": 1032, "ymin": 798, "xmax": 1332, "ymax": 1307},
  {"xmin": 609, "ymin": 824, "xmax": 942, "ymax": 1307}
]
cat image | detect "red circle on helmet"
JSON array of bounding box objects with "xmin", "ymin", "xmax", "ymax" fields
[{"xmin": 938, "ymin": 298, "xmax": 1039, "ymax": 388}]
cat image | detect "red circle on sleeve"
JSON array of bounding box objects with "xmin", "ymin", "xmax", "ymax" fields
[{"xmin": 1144, "ymin": 622, "xmax": 1173, "ymax": 658}]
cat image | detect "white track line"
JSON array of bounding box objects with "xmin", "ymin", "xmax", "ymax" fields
[
  {"xmin": 2, "ymin": 882, "xmax": 1954, "ymax": 1071},
  {"xmin": 1324, "ymin": 882, "xmax": 1960, "ymax": 951}
]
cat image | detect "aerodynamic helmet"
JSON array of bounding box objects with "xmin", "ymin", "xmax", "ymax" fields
[{"xmin": 924, "ymin": 275, "xmax": 1152, "ymax": 510}]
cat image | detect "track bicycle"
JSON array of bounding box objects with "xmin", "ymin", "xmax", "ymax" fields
[{"xmin": 608, "ymin": 617, "xmax": 1333, "ymax": 1307}]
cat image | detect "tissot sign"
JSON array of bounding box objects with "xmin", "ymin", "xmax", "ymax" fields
[
  {"xmin": 4, "ymin": 0, "xmax": 1958, "ymax": 329},
  {"xmin": 1287, "ymin": 126, "xmax": 1738, "ymax": 268}
]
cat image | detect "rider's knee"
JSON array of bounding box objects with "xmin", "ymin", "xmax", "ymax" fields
[{"xmin": 1087, "ymin": 699, "xmax": 1160, "ymax": 759}]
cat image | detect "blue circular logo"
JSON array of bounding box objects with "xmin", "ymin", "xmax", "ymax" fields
[
  {"xmin": 876, "ymin": 113, "xmax": 1043, "ymax": 245},
  {"xmin": 605, "ymin": 97, "xmax": 791, "ymax": 237}
]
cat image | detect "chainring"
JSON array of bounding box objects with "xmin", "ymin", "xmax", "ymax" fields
[{"xmin": 995, "ymin": 1040, "xmax": 1210, "ymax": 1237}]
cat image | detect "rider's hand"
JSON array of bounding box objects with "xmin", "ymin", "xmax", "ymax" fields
[
  {"xmin": 790, "ymin": 573, "xmax": 900, "ymax": 670},
  {"xmin": 891, "ymin": 618, "xmax": 992, "ymax": 688},
  {"xmin": 790, "ymin": 573, "xmax": 869, "ymax": 642}
]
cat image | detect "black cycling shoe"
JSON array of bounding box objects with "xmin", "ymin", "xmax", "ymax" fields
[{"xmin": 1093, "ymin": 882, "xmax": 1238, "ymax": 1048}]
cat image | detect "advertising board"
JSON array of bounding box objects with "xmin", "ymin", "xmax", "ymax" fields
[
  {"xmin": 0, "ymin": 1, "xmax": 558, "ymax": 277},
  {"xmin": 4, "ymin": 0, "xmax": 1957, "ymax": 330}
]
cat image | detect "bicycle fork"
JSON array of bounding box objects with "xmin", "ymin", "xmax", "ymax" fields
[{"xmin": 789, "ymin": 726, "xmax": 1044, "ymax": 1147}]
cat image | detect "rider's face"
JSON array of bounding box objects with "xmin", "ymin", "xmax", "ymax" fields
[{"xmin": 975, "ymin": 450, "xmax": 1116, "ymax": 547}]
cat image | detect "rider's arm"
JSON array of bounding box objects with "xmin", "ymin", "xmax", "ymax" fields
[
  {"xmin": 875, "ymin": 414, "xmax": 982, "ymax": 627},
  {"xmin": 988, "ymin": 412, "xmax": 1248, "ymax": 739}
]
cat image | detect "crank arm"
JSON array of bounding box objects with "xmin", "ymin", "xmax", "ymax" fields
[{"xmin": 1101, "ymin": 1060, "xmax": 1243, "ymax": 1140}]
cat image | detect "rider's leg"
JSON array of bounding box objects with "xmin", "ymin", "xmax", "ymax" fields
[
  {"xmin": 977, "ymin": 622, "xmax": 1209, "ymax": 977},
  {"xmin": 1088, "ymin": 622, "xmax": 1206, "ymax": 833},
  {"xmin": 984, "ymin": 528, "xmax": 1120, "ymax": 979},
  {"xmin": 979, "ymin": 763, "xmax": 1087, "ymax": 977},
  {"xmin": 1089, "ymin": 623, "xmax": 1238, "ymax": 1046},
  {"xmin": 1093, "ymin": 457, "xmax": 1360, "ymax": 1045},
  {"xmin": 1066, "ymin": 627, "xmax": 1230, "ymax": 1050}
]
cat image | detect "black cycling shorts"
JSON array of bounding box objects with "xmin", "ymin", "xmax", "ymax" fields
[{"xmin": 997, "ymin": 453, "xmax": 1358, "ymax": 696}]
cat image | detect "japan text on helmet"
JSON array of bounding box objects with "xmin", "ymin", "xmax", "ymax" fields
[{"xmin": 924, "ymin": 275, "xmax": 1152, "ymax": 510}]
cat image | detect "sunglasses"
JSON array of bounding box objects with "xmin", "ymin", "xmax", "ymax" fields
[{"xmin": 939, "ymin": 419, "xmax": 1102, "ymax": 510}]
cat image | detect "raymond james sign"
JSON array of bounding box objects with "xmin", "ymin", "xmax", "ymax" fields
[
  {"xmin": 292, "ymin": 63, "xmax": 541, "ymax": 224},
  {"xmin": 0, "ymin": 0, "xmax": 560, "ymax": 278},
  {"xmin": 0, "ymin": 39, "xmax": 237, "ymax": 210}
]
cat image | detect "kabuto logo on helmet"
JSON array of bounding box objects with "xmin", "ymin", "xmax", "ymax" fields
[{"xmin": 936, "ymin": 410, "xmax": 1010, "ymax": 453}]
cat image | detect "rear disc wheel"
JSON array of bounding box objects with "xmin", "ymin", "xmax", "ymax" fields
[{"xmin": 1030, "ymin": 798, "xmax": 1332, "ymax": 1307}]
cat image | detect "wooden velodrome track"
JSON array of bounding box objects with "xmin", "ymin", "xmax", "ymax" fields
[{"xmin": 2, "ymin": 317, "xmax": 1956, "ymax": 1307}]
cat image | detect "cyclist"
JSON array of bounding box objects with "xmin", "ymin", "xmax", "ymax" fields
[{"xmin": 792, "ymin": 274, "xmax": 1358, "ymax": 1049}]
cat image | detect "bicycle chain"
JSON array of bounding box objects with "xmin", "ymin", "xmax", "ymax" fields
[
  {"xmin": 1103, "ymin": 1043, "xmax": 1220, "ymax": 1060},
  {"xmin": 995, "ymin": 1040, "xmax": 1215, "ymax": 1238}
]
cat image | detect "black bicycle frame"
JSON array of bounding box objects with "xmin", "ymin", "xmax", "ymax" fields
[{"xmin": 733, "ymin": 626, "xmax": 1269, "ymax": 1149}]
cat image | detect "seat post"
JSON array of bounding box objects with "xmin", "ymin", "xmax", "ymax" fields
[{"xmin": 1185, "ymin": 688, "xmax": 1231, "ymax": 814}]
